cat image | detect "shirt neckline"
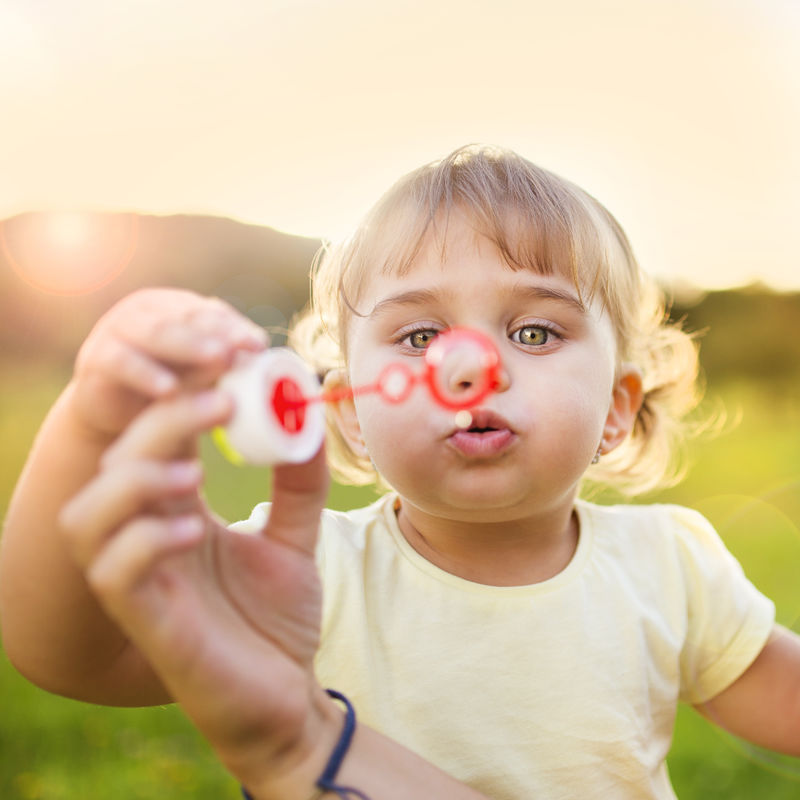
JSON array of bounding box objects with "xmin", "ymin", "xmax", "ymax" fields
[{"xmin": 379, "ymin": 494, "xmax": 594, "ymax": 597}]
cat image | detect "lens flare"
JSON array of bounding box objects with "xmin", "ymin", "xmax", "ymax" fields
[
  {"xmin": 691, "ymin": 484, "xmax": 800, "ymax": 780},
  {"xmin": 1, "ymin": 211, "xmax": 139, "ymax": 295}
]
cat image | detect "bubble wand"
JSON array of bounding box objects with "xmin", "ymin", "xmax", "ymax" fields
[{"xmin": 214, "ymin": 328, "xmax": 502, "ymax": 466}]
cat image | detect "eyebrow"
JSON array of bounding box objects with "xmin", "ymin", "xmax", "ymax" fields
[
  {"xmin": 511, "ymin": 284, "xmax": 587, "ymax": 314},
  {"xmin": 368, "ymin": 288, "xmax": 447, "ymax": 317},
  {"xmin": 368, "ymin": 284, "xmax": 586, "ymax": 317}
]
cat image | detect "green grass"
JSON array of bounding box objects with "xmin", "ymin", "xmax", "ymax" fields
[{"xmin": 1, "ymin": 361, "xmax": 799, "ymax": 797}]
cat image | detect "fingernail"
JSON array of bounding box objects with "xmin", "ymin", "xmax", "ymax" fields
[
  {"xmin": 167, "ymin": 461, "xmax": 203, "ymax": 485},
  {"xmin": 197, "ymin": 338, "xmax": 226, "ymax": 358},
  {"xmin": 194, "ymin": 390, "xmax": 230, "ymax": 415},
  {"xmin": 241, "ymin": 326, "xmax": 268, "ymax": 344},
  {"xmin": 152, "ymin": 372, "xmax": 177, "ymax": 394},
  {"xmin": 171, "ymin": 514, "xmax": 204, "ymax": 540}
]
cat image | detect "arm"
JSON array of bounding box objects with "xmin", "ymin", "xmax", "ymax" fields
[
  {"xmin": 242, "ymin": 697, "xmax": 491, "ymax": 800},
  {"xmin": 0, "ymin": 289, "xmax": 267, "ymax": 705},
  {"xmin": 53, "ymin": 377, "xmax": 489, "ymax": 799},
  {"xmin": 0, "ymin": 384, "xmax": 171, "ymax": 703},
  {"xmin": 694, "ymin": 624, "xmax": 800, "ymax": 755}
]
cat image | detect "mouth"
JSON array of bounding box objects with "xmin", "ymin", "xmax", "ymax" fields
[{"xmin": 447, "ymin": 409, "xmax": 516, "ymax": 457}]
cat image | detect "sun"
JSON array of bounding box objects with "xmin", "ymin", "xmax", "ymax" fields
[{"xmin": 1, "ymin": 212, "xmax": 139, "ymax": 296}]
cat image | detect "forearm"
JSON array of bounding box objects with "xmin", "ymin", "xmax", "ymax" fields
[
  {"xmin": 237, "ymin": 690, "xmax": 490, "ymax": 800},
  {"xmin": 0, "ymin": 383, "xmax": 167, "ymax": 703}
]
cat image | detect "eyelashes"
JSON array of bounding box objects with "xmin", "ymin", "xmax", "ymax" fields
[
  {"xmin": 509, "ymin": 323, "xmax": 562, "ymax": 347},
  {"xmin": 394, "ymin": 325, "xmax": 442, "ymax": 353},
  {"xmin": 394, "ymin": 321, "xmax": 564, "ymax": 354}
]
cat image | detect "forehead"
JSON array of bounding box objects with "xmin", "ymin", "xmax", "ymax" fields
[
  {"xmin": 363, "ymin": 267, "xmax": 592, "ymax": 326},
  {"xmin": 346, "ymin": 219, "xmax": 619, "ymax": 364},
  {"xmin": 350, "ymin": 204, "xmax": 599, "ymax": 311}
]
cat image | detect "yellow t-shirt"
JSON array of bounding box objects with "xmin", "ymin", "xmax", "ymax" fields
[{"xmin": 233, "ymin": 496, "xmax": 775, "ymax": 799}]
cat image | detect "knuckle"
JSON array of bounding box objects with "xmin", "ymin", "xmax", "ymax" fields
[
  {"xmin": 94, "ymin": 337, "xmax": 125, "ymax": 372},
  {"xmin": 99, "ymin": 444, "xmax": 122, "ymax": 471},
  {"xmin": 121, "ymin": 357, "xmax": 151, "ymax": 388},
  {"xmin": 116, "ymin": 463, "xmax": 163, "ymax": 501},
  {"xmin": 96, "ymin": 458, "xmax": 155, "ymax": 495},
  {"xmin": 58, "ymin": 501, "xmax": 81, "ymax": 541},
  {"xmin": 58, "ymin": 509, "xmax": 93, "ymax": 568},
  {"xmin": 85, "ymin": 558, "xmax": 122, "ymax": 600},
  {"xmin": 75, "ymin": 330, "xmax": 119, "ymax": 377},
  {"xmin": 85, "ymin": 518, "xmax": 155, "ymax": 597}
]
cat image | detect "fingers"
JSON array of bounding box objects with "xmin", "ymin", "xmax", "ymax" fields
[
  {"xmin": 60, "ymin": 459, "xmax": 204, "ymax": 569},
  {"xmin": 85, "ymin": 515, "xmax": 206, "ymax": 601},
  {"xmin": 77, "ymin": 335, "xmax": 180, "ymax": 400},
  {"xmin": 103, "ymin": 389, "xmax": 233, "ymax": 466},
  {"xmin": 61, "ymin": 389, "xmax": 230, "ymax": 574},
  {"xmin": 77, "ymin": 289, "xmax": 269, "ymax": 401},
  {"xmin": 266, "ymin": 445, "xmax": 330, "ymax": 555},
  {"xmin": 112, "ymin": 291, "xmax": 268, "ymax": 368}
]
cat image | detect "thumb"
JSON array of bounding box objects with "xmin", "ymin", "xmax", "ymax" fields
[{"xmin": 264, "ymin": 444, "xmax": 330, "ymax": 554}]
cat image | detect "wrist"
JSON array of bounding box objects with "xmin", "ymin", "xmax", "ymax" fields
[{"xmin": 233, "ymin": 684, "xmax": 344, "ymax": 800}]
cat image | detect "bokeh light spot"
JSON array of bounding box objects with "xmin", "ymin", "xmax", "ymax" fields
[{"xmin": 1, "ymin": 211, "xmax": 139, "ymax": 295}]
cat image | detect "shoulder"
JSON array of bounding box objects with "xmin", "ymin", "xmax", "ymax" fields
[
  {"xmin": 228, "ymin": 494, "xmax": 397, "ymax": 565},
  {"xmin": 577, "ymin": 499, "xmax": 754, "ymax": 596},
  {"xmin": 578, "ymin": 498, "xmax": 723, "ymax": 556},
  {"xmin": 317, "ymin": 494, "xmax": 396, "ymax": 546},
  {"xmin": 228, "ymin": 493, "xmax": 394, "ymax": 535},
  {"xmin": 579, "ymin": 497, "xmax": 711, "ymax": 530}
]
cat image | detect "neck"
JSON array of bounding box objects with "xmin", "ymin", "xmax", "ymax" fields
[{"xmin": 395, "ymin": 495, "xmax": 579, "ymax": 587}]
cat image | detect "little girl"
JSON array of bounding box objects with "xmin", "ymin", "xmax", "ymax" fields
[{"xmin": 2, "ymin": 146, "xmax": 799, "ymax": 800}]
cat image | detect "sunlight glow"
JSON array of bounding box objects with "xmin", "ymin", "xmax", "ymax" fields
[{"xmin": 1, "ymin": 212, "xmax": 139, "ymax": 296}]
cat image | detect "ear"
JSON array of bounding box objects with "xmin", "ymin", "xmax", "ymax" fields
[
  {"xmin": 322, "ymin": 369, "xmax": 368, "ymax": 458},
  {"xmin": 600, "ymin": 365, "xmax": 644, "ymax": 455}
]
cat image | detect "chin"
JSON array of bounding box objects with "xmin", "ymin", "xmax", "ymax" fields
[{"xmin": 410, "ymin": 474, "xmax": 541, "ymax": 517}]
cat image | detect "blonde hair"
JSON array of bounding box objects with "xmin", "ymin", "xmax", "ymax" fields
[{"xmin": 291, "ymin": 145, "xmax": 701, "ymax": 496}]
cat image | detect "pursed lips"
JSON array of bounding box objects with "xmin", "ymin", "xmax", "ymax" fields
[{"xmin": 446, "ymin": 408, "xmax": 517, "ymax": 457}]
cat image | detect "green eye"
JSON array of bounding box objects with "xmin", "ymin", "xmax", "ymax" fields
[
  {"xmin": 516, "ymin": 326, "xmax": 549, "ymax": 346},
  {"xmin": 408, "ymin": 330, "xmax": 438, "ymax": 349}
]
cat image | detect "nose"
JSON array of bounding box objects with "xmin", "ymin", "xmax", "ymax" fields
[
  {"xmin": 441, "ymin": 345, "xmax": 487, "ymax": 400},
  {"xmin": 492, "ymin": 363, "xmax": 511, "ymax": 394},
  {"xmin": 425, "ymin": 328, "xmax": 509, "ymax": 409}
]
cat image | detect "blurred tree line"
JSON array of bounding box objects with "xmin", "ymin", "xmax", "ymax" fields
[
  {"xmin": 673, "ymin": 286, "xmax": 800, "ymax": 384},
  {"xmin": 0, "ymin": 213, "xmax": 318, "ymax": 361},
  {"xmin": 1, "ymin": 211, "xmax": 798, "ymax": 386}
]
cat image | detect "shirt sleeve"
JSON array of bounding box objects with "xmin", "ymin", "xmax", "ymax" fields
[
  {"xmin": 227, "ymin": 501, "xmax": 272, "ymax": 535},
  {"xmin": 671, "ymin": 505, "xmax": 776, "ymax": 704},
  {"xmin": 228, "ymin": 501, "xmax": 328, "ymax": 575}
]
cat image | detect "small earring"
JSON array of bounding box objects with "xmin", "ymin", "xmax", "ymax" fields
[{"xmin": 591, "ymin": 438, "xmax": 606, "ymax": 465}]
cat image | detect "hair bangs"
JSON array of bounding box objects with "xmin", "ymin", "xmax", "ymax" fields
[{"xmin": 353, "ymin": 146, "xmax": 615, "ymax": 308}]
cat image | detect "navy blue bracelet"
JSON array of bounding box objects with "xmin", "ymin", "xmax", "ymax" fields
[{"xmin": 241, "ymin": 689, "xmax": 371, "ymax": 800}]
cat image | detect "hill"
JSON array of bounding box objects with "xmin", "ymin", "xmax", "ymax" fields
[
  {"xmin": 671, "ymin": 284, "xmax": 800, "ymax": 384},
  {"xmin": 1, "ymin": 211, "xmax": 798, "ymax": 384},
  {"xmin": 0, "ymin": 212, "xmax": 321, "ymax": 358}
]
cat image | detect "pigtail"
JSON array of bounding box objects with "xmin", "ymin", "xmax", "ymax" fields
[
  {"xmin": 289, "ymin": 241, "xmax": 383, "ymax": 487},
  {"xmin": 585, "ymin": 290, "xmax": 705, "ymax": 496}
]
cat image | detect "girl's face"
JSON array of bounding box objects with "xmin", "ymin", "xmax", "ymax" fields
[{"xmin": 336, "ymin": 212, "xmax": 640, "ymax": 522}]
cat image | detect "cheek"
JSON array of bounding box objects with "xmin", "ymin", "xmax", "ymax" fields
[
  {"xmin": 551, "ymin": 393, "xmax": 607, "ymax": 449},
  {"xmin": 528, "ymin": 358, "xmax": 614, "ymax": 448},
  {"xmin": 354, "ymin": 394, "xmax": 436, "ymax": 471}
]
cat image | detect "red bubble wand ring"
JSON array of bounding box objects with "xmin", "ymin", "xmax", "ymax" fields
[{"xmin": 215, "ymin": 327, "xmax": 502, "ymax": 466}]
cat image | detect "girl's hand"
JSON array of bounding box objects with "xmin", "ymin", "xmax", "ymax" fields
[
  {"xmin": 59, "ymin": 388, "xmax": 334, "ymax": 788},
  {"xmin": 70, "ymin": 288, "xmax": 268, "ymax": 438}
]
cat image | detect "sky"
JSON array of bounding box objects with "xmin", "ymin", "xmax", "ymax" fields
[{"xmin": 1, "ymin": 0, "xmax": 799, "ymax": 291}]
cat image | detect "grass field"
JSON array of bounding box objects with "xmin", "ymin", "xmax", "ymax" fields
[{"xmin": 1, "ymin": 359, "xmax": 798, "ymax": 798}]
